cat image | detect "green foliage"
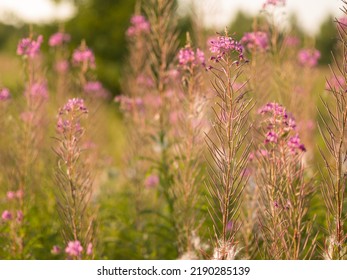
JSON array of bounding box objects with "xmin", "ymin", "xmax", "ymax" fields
[{"xmin": 315, "ymin": 16, "xmax": 337, "ymax": 65}]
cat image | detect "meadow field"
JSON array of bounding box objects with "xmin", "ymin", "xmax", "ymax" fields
[{"xmin": 0, "ymin": 0, "xmax": 346, "ymax": 260}]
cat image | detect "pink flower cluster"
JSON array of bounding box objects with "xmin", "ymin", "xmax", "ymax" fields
[
  {"xmin": 283, "ymin": 36, "xmax": 300, "ymax": 47},
  {"xmin": 59, "ymin": 98, "xmax": 88, "ymax": 115},
  {"xmin": 259, "ymin": 102, "xmax": 305, "ymax": 154},
  {"xmin": 25, "ymin": 82, "xmax": 48, "ymax": 100},
  {"xmin": 49, "ymin": 32, "xmax": 71, "ymax": 47},
  {"xmin": 57, "ymin": 98, "xmax": 88, "ymax": 133},
  {"xmin": 263, "ymin": 0, "xmax": 286, "ymax": 9},
  {"xmin": 1, "ymin": 210, "xmax": 23, "ymax": 222},
  {"xmin": 6, "ymin": 189, "xmax": 24, "ymax": 200},
  {"xmin": 17, "ymin": 35, "xmax": 43, "ymax": 58},
  {"xmin": 241, "ymin": 32, "xmax": 269, "ymax": 52},
  {"xmin": 65, "ymin": 241, "xmax": 83, "ymax": 257},
  {"xmin": 209, "ymin": 35, "xmax": 244, "ymax": 64},
  {"xmin": 114, "ymin": 95, "xmax": 144, "ymax": 113},
  {"xmin": 64, "ymin": 241, "xmax": 93, "ymax": 258},
  {"xmin": 0, "ymin": 88, "xmax": 11, "ymax": 101},
  {"xmin": 55, "ymin": 60, "xmax": 69, "ymax": 73},
  {"xmin": 144, "ymin": 174, "xmax": 159, "ymax": 189},
  {"xmin": 126, "ymin": 15, "xmax": 150, "ymax": 37},
  {"xmin": 72, "ymin": 47, "xmax": 95, "ymax": 68},
  {"xmin": 178, "ymin": 47, "xmax": 205, "ymax": 68},
  {"xmin": 84, "ymin": 81, "xmax": 109, "ymax": 99},
  {"xmin": 298, "ymin": 49, "xmax": 321, "ymax": 68}
]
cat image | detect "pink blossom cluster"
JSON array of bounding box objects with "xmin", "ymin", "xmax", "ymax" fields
[
  {"xmin": 283, "ymin": 36, "xmax": 300, "ymax": 47},
  {"xmin": 144, "ymin": 174, "xmax": 159, "ymax": 189},
  {"xmin": 259, "ymin": 102, "xmax": 306, "ymax": 154},
  {"xmin": 298, "ymin": 49, "xmax": 321, "ymax": 68},
  {"xmin": 60, "ymin": 98, "xmax": 88, "ymax": 115},
  {"xmin": 126, "ymin": 15, "xmax": 150, "ymax": 37},
  {"xmin": 25, "ymin": 82, "xmax": 49, "ymax": 100},
  {"xmin": 0, "ymin": 88, "xmax": 11, "ymax": 101},
  {"xmin": 1, "ymin": 210, "xmax": 23, "ymax": 222},
  {"xmin": 17, "ymin": 35, "xmax": 43, "ymax": 58},
  {"xmin": 64, "ymin": 241, "xmax": 93, "ymax": 258},
  {"xmin": 6, "ymin": 189, "xmax": 24, "ymax": 200},
  {"xmin": 55, "ymin": 60, "xmax": 69, "ymax": 73},
  {"xmin": 114, "ymin": 95, "xmax": 144, "ymax": 113},
  {"xmin": 178, "ymin": 47, "xmax": 205, "ymax": 68},
  {"xmin": 263, "ymin": 0, "xmax": 286, "ymax": 9},
  {"xmin": 84, "ymin": 81, "xmax": 109, "ymax": 99},
  {"xmin": 57, "ymin": 98, "xmax": 88, "ymax": 134},
  {"xmin": 72, "ymin": 47, "xmax": 95, "ymax": 69},
  {"xmin": 49, "ymin": 32, "xmax": 71, "ymax": 47},
  {"xmin": 241, "ymin": 32, "xmax": 269, "ymax": 52},
  {"xmin": 209, "ymin": 35, "xmax": 244, "ymax": 64},
  {"xmin": 65, "ymin": 241, "xmax": 83, "ymax": 257}
]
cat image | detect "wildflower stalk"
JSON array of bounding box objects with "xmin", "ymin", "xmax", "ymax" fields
[
  {"xmin": 206, "ymin": 31, "xmax": 253, "ymax": 259},
  {"xmin": 256, "ymin": 103, "xmax": 316, "ymax": 259},
  {"xmin": 319, "ymin": 5, "xmax": 347, "ymax": 259},
  {"xmin": 143, "ymin": 0, "xmax": 180, "ymax": 254},
  {"xmin": 174, "ymin": 39, "xmax": 207, "ymax": 258},
  {"xmin": 54, "ymin": 98, "xmax": 95, "ymax": 260}
]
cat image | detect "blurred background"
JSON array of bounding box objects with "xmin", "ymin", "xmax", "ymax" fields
[{"xmin": 0, "ymin": 0, "xmax": 343, "ymax": 95}]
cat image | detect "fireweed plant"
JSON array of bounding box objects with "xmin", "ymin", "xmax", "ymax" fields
[
  {"xmin": 255, "ymin": 103, "xmax": 316, "ymax": 259},
  {"xmin": 2, "ymin": 0, "xmax": 347, "ymax": 260},
  {"xmin": 54, "ymin": 98, "xmax": 95, "ymax": 260},
  {"xmin": 320, "ymin": 5, "xmax": 347, "ymax": 260},
  {"xmin": 173, "ymin": 39, "xmax": 208, "ymax": 259},
  {"xmin": 205, "ymin": 31, "xmax": 253, "ymax": 259}
]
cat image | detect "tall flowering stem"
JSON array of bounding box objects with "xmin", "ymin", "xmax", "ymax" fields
[
  {"xmin": 206, "ymin": 32, "xmax": 253, "ymax": 259},
  {"xmin": 319, "ymin": 4, "xmax": 347, "ymax": 260},
  {"xmin": 143, "ymin": 0, "xmax": 180, "ymax": 254},
  {"xmin": 256, "ymin": 103, "xmax": 315, "ymax": 259},
  {"xmin": 173, "ymin": 40, "xmax": 207, "ymax": 258},
  {"xmin": 54, "ymin": 98, "xmax": 95, "ymax": 260}
]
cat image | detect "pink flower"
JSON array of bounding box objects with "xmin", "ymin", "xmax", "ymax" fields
[
  {"xmin": 59, "ymin": 98, "xmax": 88, "ymax": 115},
  {"xmin": 57, "ymin": 98, "xmax": 88, "ymax": 134},
  {"xmin": 25, "ymin": 82, "xmax": 48, "ymax": 100},
  {"xmin": 17, "ymin": 35, "xmax": 43, "ymax": 58},
  {"xmin": 209, "ymin": 35, "xmax": 244, "ymax": 63},
  {"xmin": 0, "ymin": 88, "xmax": 11, "ymax": 101},
  {"xmin": 241, "ymin": 32, "xmax": 269, "ymax": 52},
  {"xmin": 51, "ymin": 245, "xmax": 61, "ymax": 255},
  {"xmin": 16, "ymin": 210, "xmax": 23, "ymax": 223},
  {"xmin": 65, "ymin": 241, "xmax": 83, "ymax": 257},
  {"xmin": 86, "ymin": 243, "xmax": 93, "ymax": 255},
  {"xmin": 126, "ymin": 15, "xmax": 150, "ymax": 37},
  {"xmin": 265, "ymin": 130, "xmax": 278, "ymax": 143},
  {"xmin": 145, "ymin": 174, "xmax": 159, "ymax": 188},
  {"xmin": 178, "ymin": 47, "xmax": 206, "ymax": 68},
  {"xmin": 263, "ymin": 0, "xmax": 286, "ymax": 9},
  {"xmin": 6, "ymin": 191, "xmax": 15, "ymax": 200},
  {"xmin": 84, "ymin": 81, "xmax": 109, "ymax": 98},
  {"xmin": 178, "ymin": 47, "xmax": 195, "ymax": 66},
  {"xmin": 72, "ymin": 46, "xmax": 95, "ymax": 68},
  {"xmin": 1, "ymin": 210, "xmax": 12, "ymax": 221},
  {"xmin": 49, "ymin": 32, "xmax": 71, "ymax": 47},
  {"xmin": 55, "ymin": 60, "xmax": 69, "ymax": 73},
  {"xmin": 298, "ymin": 49, "xmax": 321, "ymax": 68},
  {"xmin": 283, "ymin": 36, "xmax": 300, "ymax": 47},
  {"xmin": 287, "ymin": 134, "xmax": 306, "ymax": 154}
]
